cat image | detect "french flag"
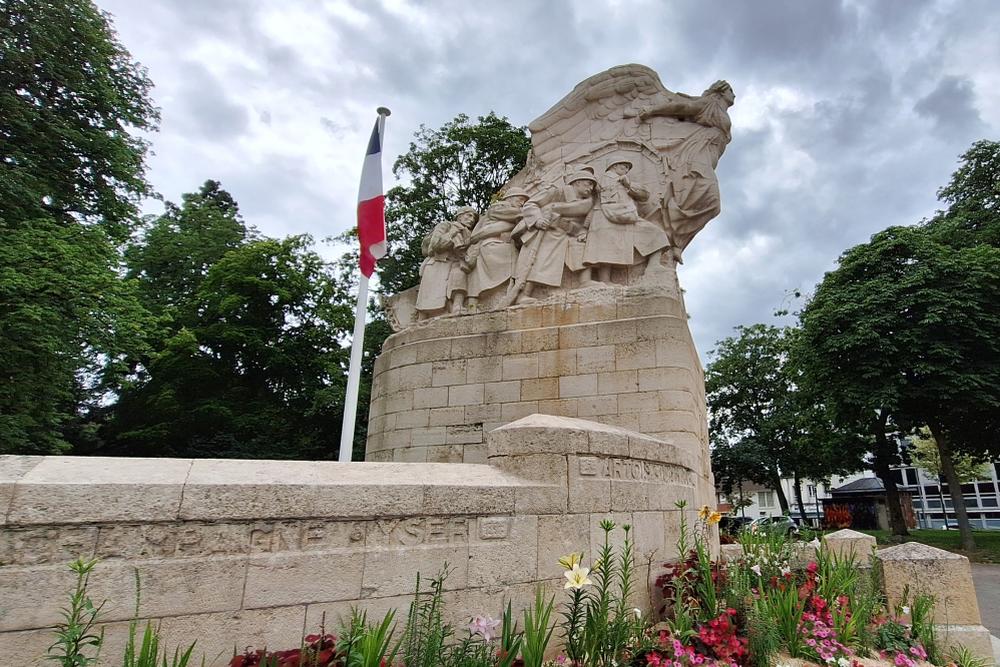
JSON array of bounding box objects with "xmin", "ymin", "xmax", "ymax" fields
[{"xmin": 357, "ymin": 113, "xmax": 388, "ymax": 277}]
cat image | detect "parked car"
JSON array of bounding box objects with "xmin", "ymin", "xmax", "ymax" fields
[
  {"xmin": 719, "ymin": 515, "xmax": 753, "ymax": 534},
  {"xmin": 748, "ymin": 515, "xmax": 801, "ymax": 537}
]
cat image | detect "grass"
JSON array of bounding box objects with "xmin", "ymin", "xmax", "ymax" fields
[{"xmin": 859, "ymin": 529, "xmax": 1000, "ymax": 564}]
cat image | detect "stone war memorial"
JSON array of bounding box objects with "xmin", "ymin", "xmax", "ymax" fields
[{"xmin": 1, "ymin": 64, "xmax": 993, "ymax": 665}]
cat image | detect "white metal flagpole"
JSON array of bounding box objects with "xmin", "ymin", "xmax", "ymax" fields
[
  {"xmin": 339, "ymin": 272, "xmax": 369, "ymax": 462},
  {"xmin": 339, "ymin": 108, "xmax": 390, "ymax": 462}
]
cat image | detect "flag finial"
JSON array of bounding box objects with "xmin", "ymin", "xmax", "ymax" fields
[{"xmin": 377, "ymin": 106, "xmax": 391, "ymax": 117}]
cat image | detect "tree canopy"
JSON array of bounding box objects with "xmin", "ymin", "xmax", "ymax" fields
[
  {"xmin": 798, "ymin": 192, "xmax": 1000, "ymax": 546},
  {"xmin": 1, "ymin": 0, "xmax": 158, "ymax": 239},
  {"xmin": 909, "ymin": 428, "xmax": 989, "ymax": 484},
  {"xmin": 707, "ymin": 323, "xmax": 867, "ymax": 520},
  {"xmin": 78, "ymin": 180, "xmax": 356, "ymax": 460},
  {"xmin": 0, "ymin": 0, "xmax": 158, "ymax": 454}
]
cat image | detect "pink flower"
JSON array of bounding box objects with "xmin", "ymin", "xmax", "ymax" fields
[{"xmin": 468, "ymin": 615, "xmax": 501, "ymax": 641}]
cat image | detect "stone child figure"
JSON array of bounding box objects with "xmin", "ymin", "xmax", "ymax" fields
[
  {"xmin": 415, "ymin": 206, "xmax": 478, "ymax": 317},
  {"xmin": 636, "ymin": 80, "xmax": 734, "ymax": 263},
  {"xmin": 505, "ymin": 171, "xmax": 598, "ymax": 305},
  {"xmin": 464, "ymin": 189, "xmax": 528, "ymax": 308},
  {"xmin": 582, "ymin": 158, "xmax": 668, "ymax": 284}
]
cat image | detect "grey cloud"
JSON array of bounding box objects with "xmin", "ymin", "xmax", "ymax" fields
[
  {"xmin": 173, "ymin": 62, "xmax": 250, "ymax": 140},
  {"xmin": 319, "ymin": 117, "xmax": 347, "ymax": 136},
  {"xmin": 914, "ymin": 75, "xmax": 985, "ymax": 141},
  {"xmin": 96, "ymin": 0, "xmax": 1000, "ymax": 362}
]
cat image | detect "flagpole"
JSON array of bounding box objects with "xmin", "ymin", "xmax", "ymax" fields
[
  {"xmin": 339, "ymin": 107, "xmax": 390, "ymax": 462},
  {"xmin": 339, "ymin": 273, "xmax": 369, "ymax": 462}
]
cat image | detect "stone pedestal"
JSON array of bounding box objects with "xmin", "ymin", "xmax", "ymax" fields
[
  {"xmin": 876, "ymin": 542, "xmax": 994, "ymax": 665},
  {"xmin": 823, "ymin": 529, "xmax": 877, "ymax": 560},
  {"xmin": 366, "ymin": 268, "xmax": 714, "ymax": 508}
]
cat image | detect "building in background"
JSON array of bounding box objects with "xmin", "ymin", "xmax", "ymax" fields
[
  {"xmin": 888, "ymin": 462, "xmax": 1000, "ymax": 529},
  {"xmin": 821, "ymin": 478, "xmax": 916, "ymax": 531},
  {"xmin": 717, "ymin": 462, "xmax": 1000, "ymax": 530}
]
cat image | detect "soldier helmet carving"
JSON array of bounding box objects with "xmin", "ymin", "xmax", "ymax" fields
[
  {"xmin": 566, "ymin": 171, "xmax": 598, "ymax": 185},
  {"xmin": 455, "ymin": 206, "xmax": 479, "ymax": 223},
  {"xmin": 605, "ymin": 158, "xmax": 633, "ymax": 171},
  {"xmin": 502, "ymin": 187, "xmax": 531, "ymax": 200}
]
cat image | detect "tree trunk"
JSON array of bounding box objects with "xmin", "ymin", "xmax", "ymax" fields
[
  {"xmin": 873, "ymin": 412, "xmax": 910, "ymax": 537},
  {"xmin": 928, "ymin": 423, "xmax": 976, "ymax": 552},
  {"xmin": 793, "ymin": 473, "xmax": 809, "ymax": 526},
  {"xmin": 936, "ymin": 476, "xmax": 949, "ymax": 529},
  {"xmin": 773, "ymin": 476, "xmax": 790, "ymax": 515}
]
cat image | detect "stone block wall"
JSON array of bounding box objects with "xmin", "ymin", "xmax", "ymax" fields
[
  {"xmin": 0, "ymin": 414, "xmax": 700, "ymax": 665},
  {"xmin": 366, "ymin": 271, "xmax": 712, "ymax": 507}
]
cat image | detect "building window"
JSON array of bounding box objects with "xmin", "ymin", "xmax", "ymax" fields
[
  {"xmin": 807, "ymin": 485, "xmax": 816, "ymax": 499},
  {"xmin": 757, "ymin": 491, "xmax": 775, "ymax": 508}
]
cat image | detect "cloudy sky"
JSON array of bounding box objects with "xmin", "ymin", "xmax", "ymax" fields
[{"xmin": 97, "ymin": 0, "xmax": 1000, "ymax": 361}]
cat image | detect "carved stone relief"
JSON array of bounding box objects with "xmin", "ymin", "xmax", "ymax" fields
[{"xmin": 395, "ymin": 65, "xmax": 734, "ymax": 328}]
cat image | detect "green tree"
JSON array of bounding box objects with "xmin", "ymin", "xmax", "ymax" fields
[
  {"xmin": 910, "ymin": 428, "xmax": 989, "ymax": 528},
  {"xmin": 125, "ymin": 180, "xmax": 251, "ymax": 321},
  {"xmin": 0, "ymin": 0, "xmax": 158, "ymax": 453},
  {"xmin": 103, "ymin": 235, "xmax": 354, "ymax": 459},
  {"xmin": 707, "ymin": 324, "xmax": 866, "ymax": 523},
  {"xmin": 335, "ymin": 112, "xmax": 531, "ymax": 455},
  {"xmin": 1, "ymin": 0, "xmax": 158, "ymax": 239},
  {"xmin": 927, "ymin": 139, "xmax": 1000, "ymax": 249},
  {"xmin": 798, "ymin": 225, "xmax": 1000, "ymax": 548},
  {"xmin": 910, "ymin": 428, "xmax": 990, "ymax": 483},
  {"xmin": 0, "ymin": 220, "xmax": 152, "ymax": 453}
]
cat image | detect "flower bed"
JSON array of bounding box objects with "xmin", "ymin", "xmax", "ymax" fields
[{"xmin": 47, "ymin": 504, "xmax": 984, "ymax": 667}]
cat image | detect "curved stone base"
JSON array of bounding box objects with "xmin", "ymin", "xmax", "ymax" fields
[{"xmin": 366, "ymin": 266, "xmax": 713, "ymax": 507}]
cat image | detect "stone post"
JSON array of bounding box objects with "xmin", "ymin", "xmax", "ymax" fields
[
  {"xmin": 822, "ymin": 528, "xmax": 877, "ymax": 561},
  {"xmin": 876, "ymin": 542, "xmax": 994, "ymax": 665}
]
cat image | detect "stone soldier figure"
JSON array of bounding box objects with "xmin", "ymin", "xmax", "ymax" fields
[
  {"xmin": 583, "ymin": 158, "xmax": 668, "ymax": 284},
  {"xmin": 415, "ymin": 206, "xmax": 478, "ymax": 317},
  {"xmin": 464, "ymin": 188, "xmax": 528, "ymax": 307},
  {"xmin": 636, "ymin": 80, "xmax": 734, "ymax": 262},
  {"xmin": 505, "ymin": 171, "xmax": 598, "ymax": 305}
]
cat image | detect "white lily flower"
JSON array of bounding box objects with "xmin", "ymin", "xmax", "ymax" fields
[{"xmin": 564, "ymin": 564, "xmax": 593, "ymax": 589}]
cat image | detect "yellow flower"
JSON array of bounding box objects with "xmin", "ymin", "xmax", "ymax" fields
[
  {"xmin": 557, "ymin": 552, "xmax": 583, "ymax": 570},
  {"xmin": 708, "ymin": 511, "xmax": 723, "ymax": 525},
  {"xmin": 698, "ymin": 505, "xmax": 711, "ymax": 520},
  {"xmin": 564, "ymin": 564, "xmax": 593, "ymax": 589}
]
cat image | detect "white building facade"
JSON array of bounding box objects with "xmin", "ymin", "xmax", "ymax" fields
[{"xmin": 719, "ymin": 462, "xmax": 1000, "ymax": 530}]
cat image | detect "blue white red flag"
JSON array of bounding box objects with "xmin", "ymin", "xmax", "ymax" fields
[{"xmin": 357, "ymin": 118, "xmax": 386, "ymax": 277}]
